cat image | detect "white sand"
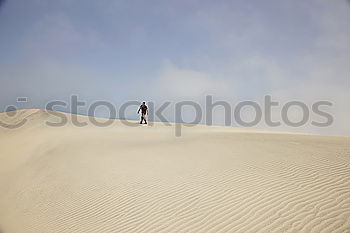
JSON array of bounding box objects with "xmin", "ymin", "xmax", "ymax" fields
[{"xmin": 0, "ymin": 109, "xmax": 349, "ymax": 233}]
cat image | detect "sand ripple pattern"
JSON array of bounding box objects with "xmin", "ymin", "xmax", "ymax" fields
[{"xmin": 0, "ymin": 110, "xmax": 350, "ymax": 233}]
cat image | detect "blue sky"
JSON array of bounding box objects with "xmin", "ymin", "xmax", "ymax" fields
[{"xmin": 1, "ymin": 0, "xmax": 350, "ymax": 136}]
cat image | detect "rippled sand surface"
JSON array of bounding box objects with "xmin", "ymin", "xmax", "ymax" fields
[{"xmin": 1, "ymin": 109, "xmax": 349, "ymax": 233}]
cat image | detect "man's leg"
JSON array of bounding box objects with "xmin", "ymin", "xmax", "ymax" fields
[{"xmin": 143, "ymin": 114, "xmax": 147, "ymax": 124}]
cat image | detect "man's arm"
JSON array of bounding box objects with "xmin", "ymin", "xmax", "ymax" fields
[{"xmin": 137, "ymin": 106, "xmax": 140, "ymax": 114}]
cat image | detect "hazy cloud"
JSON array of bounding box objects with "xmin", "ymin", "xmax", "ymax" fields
[{"xmin": 153, "ymin": 60, "xmax": 230, "ymax": 100}]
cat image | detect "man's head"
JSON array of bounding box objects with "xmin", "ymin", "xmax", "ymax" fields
[{"xmin": 142, "ymin": 102, "xmax": 146, "ymax": 105}]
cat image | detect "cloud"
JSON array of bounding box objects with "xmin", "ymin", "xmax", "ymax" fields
[
  {"xmin": 18, "ymin": 12, "xmax": 106, "ymax": 58},
  {"xmin": 152, "ymin": 60, "xmax": 230, "ymax": 100}
]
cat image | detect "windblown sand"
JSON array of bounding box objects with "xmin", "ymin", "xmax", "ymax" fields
[{"xmin": 0, "ymin": 109, "xmax": 349, "ymax": 233}]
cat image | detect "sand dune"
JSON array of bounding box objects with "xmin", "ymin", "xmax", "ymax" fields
[{"xmin": 0, "ymin": 109, "xmax": 349, "ymax": 233}]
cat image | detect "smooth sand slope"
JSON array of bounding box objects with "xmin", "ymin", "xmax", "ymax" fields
[{"xmin": 0, "ymin": 109, "xmax": 350, "ymax": 233}]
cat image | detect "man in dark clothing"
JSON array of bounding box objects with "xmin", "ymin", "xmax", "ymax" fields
[{"xmin": 138, "ymin": 102, "xmax": 148, "ymax": 124}]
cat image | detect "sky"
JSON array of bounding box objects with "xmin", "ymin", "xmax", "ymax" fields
[{"xmin": 0, "ymin": 0, "xmax": 350, "ymax": 136}]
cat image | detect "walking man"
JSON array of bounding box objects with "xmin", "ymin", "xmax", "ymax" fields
[{"xmin": 138, "ymin": 102, "xmax": 148, "ymax": 124}]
